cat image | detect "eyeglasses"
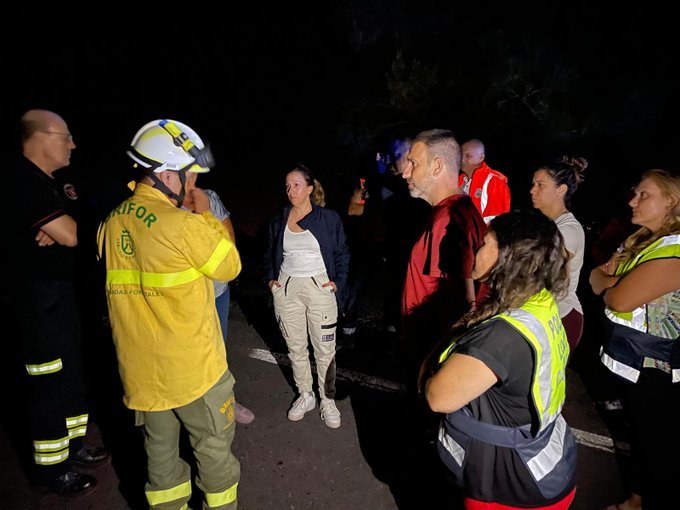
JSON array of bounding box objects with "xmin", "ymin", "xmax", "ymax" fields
[{"xmin": 40, "ymin": 130, "xmax": 74, "ymax": 143}]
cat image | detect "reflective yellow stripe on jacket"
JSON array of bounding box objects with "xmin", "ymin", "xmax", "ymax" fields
[{"xmin": 98, "ymin": 184, "xmax": 242, "ymax": 411}]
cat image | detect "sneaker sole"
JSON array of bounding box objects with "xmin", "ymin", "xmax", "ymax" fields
[
  {"xmin": 288, "ymin": 407, "xmax": 315, "ymax": 421},
  {"xmin": 322, "ymin": 419, "xmax": 341, "ymax": 429}
]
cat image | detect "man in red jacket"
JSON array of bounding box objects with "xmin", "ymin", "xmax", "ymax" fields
[{"xmin": 459, "ymin": 139, "xmax": 511, "ymax": 224}]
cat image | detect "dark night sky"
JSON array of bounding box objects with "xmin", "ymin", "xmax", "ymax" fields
[{"xmin": 4, "ymin": 3, "xmax": 679, "ymax": 234}]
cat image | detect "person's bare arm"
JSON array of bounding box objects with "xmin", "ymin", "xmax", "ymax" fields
[
  {"xmin": 40, "ymin": 215, "xmax": 77, "ymax": 247},
  {"xmin": 222, "ymin": 217, "xmax": 236, "ymax": 243},
  {"xmin": 426, "ymin": 354, "xmax": 498, "ymax": 413},
  {"xmin": 589, "ymin": 265, "xmax": 620, "ymax": 296},
  {"xmin": 464, "ymin": 277, "xmax": 476, "ymax": 305},
  {"xmin": 589, "ymin": 253, "xmax": 622, "ymax": 296},
  {"xmin": 604, "ymin": 258, "xmax": 680, "ymax": 312}
]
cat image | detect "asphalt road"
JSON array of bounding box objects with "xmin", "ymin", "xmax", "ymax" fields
[{"xmin": 1, "ymin": 276, "xmax": 628, "ymax": 509}]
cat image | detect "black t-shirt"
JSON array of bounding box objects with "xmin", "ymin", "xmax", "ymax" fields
[
  {"xmin": 11, "ymin": 156, "xmax": 77, "ymax": 282},
  {"xmin": 451, "ymin": 318, "xmax": 573, "ymax": 505}
]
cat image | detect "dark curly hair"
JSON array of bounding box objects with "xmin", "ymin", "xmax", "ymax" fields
[
  {"xmin": 459, "ymin": 208, "xmax": 570, "ymax": 327},
  {"xmin": 539, "ymin": 156, "xmax": 588, "ymax": 208}
]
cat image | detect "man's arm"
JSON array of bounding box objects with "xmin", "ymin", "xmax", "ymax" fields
[{"xmin": 40, "ymin": 215, "xmax": 77, "ymax": 247}]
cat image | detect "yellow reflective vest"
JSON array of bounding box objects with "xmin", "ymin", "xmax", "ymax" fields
[
  {"xmin": 97, "ymin": 184, "xmax": 242, "ymax": 411},
  {"xmin": 437, "ymin": 289, "xmax": 575, "ymax": 501}
]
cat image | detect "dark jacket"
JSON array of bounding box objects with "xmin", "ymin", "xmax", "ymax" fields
[{"xmin": 264, "ymin": 204, "xmax": 350, "ymax": 310}]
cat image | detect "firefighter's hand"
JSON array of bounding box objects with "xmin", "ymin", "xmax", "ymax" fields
[
  {"xmin": 35, "ymin": 230, "xmax": 55, "ymax": 247},
  {"xmin": 190, "ymin": 188, "xmax": 211, "ymax": 214}
]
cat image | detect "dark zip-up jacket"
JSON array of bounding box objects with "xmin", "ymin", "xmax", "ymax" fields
[{"xmin": 264, "ymin": 204, "xmax": 350, "ymax": 310}]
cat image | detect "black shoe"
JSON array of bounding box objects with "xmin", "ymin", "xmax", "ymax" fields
[
  {"xmin": 48, "ymin": 469, "xmax": 96, "ymax": 496},
  {"xmin": 71, "ymin": 445, "xmax": 109, "ymax": 466}
]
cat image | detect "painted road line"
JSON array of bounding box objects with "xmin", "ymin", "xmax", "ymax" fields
[
  {"xmin": 248, "ymin": 348, "xmax": 615, "ymax": 453},
  {"xmin": 571, "ymin": 428, "xmax": 615, "ymax": 453},
  {"xmin": 248, "ymin": 348, "xmax": 406, "ymax": 393}
]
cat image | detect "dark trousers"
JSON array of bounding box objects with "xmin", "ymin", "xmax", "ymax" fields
[
  {"xmin": 623, "ymin": 367, "xmax": 679, "ymax": 509},
  {"xmin": 20, "ymin": 280, "xmax": 88, "ymax": 480}
]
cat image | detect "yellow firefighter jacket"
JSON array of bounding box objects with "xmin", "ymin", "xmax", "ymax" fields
[{"xmin": 97, "ymin": 183, "xmax": 241, "ymax": 411}]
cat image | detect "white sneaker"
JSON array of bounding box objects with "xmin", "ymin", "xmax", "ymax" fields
[
  {"xmin": 320, "ymin": 399, "xmax": 341, "ymax": 429},
  {"xmin": 288, "ymin": 392, "xmax": 315, "ymax": 421}
]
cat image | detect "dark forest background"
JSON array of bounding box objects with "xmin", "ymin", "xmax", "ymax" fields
[{"xmin": 4, "ymin": 2, "xmax": 679, "ymax": 233}]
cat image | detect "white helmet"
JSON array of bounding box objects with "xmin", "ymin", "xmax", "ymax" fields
[{"xmin": 127, "ymin": 119, "xmax": 213, "ymax": 173}]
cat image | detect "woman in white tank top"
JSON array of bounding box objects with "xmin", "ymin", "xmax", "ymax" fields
[
  {"xmin": 530, "ymin": 156, "xmax": 588, "ymax": 355},
  {"xmin": 265, "ymin": 165, "xmax": 350, "ymax": 429}
]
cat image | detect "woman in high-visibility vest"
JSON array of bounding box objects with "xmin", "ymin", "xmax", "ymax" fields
[
  {"xmin": 423, "ymin": 208, "xmax": 577, "ymax": 509},
  {"xmin": 590, "ymin": 168, "xmax": 680, "ymax": 510}
]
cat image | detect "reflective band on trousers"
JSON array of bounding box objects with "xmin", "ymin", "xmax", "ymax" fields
[
  {"xmin": 66, "ymin": 414, "xmax": 88, "ymax": 427},
  {"xmin": 66, "ymin": 414, "xmax": 88, "ymax": 439},
  {"xmin": 205, "ymin": 482, "xmax": 238, "ymax": 508},
  {"xmin": 34, "ymin": 435, "xmax": 69, "ymax": 452},
  {"xmin": 146, "ymin": 480, "xmax": 192, "ymax": 505},
  {"xmin": 26, "ymin": 358, "xmax": 62, "ymax": 375},
  {"xmin": 35, "ymin": 449, "xmax": 69, "ymax": 465},
  {"xmin": 68, "ymin": 426, "xmax": 87, "ymax": 438},
  {"xmin": 107, "ymin": 239, "xmax": 231, "ymax": 288}
]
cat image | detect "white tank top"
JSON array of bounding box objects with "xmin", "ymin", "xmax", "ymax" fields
[{"xmin": 280, "ymin": 225, "xmax": 326, "ymax": 277}]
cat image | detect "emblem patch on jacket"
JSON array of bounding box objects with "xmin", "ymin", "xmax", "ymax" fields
[
  {"xmin": 63, "ymin": 183, "xmax": 78, "ymax": 200},
  {"xmin": 115, "ymin": 229, "xmax": 135, "ymax": 257}
]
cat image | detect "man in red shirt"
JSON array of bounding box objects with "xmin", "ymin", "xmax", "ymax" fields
[
  {"xmin": 459, "ymin": 139, "xmax": 511, "ymax": 224},
  {"xmin": 401, "ymin": 129, "xmax": 486, "ymax": 374}
]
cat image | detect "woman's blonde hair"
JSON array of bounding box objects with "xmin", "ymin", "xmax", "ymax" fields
[
  {"xmin": 618, "ymin": 169, "xmax": 680, "ymax": 265},
  {"xmin": 311, "ymin": 178, "xmax": 326, "ymax": 207}
]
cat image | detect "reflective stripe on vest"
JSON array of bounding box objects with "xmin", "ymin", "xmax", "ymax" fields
[
  {"xmin": 498, "ymin": 289, "xmax": 569, "ymax": 431},
  {"xmin": 438, "ymin": 406, "xmax": 577, "ymax": 499},
  {"xmin": 606, "ymin": 235, "xmax": 680, "ymax": 336},
  {"xmin": 436, "ymin": 289, "xmax": 574, "ymax": 498}
]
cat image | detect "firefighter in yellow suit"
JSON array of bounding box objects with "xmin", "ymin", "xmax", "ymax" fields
[{"xmin": 98, "ymin": 119, "xmax": 241, "ymax": 509}]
